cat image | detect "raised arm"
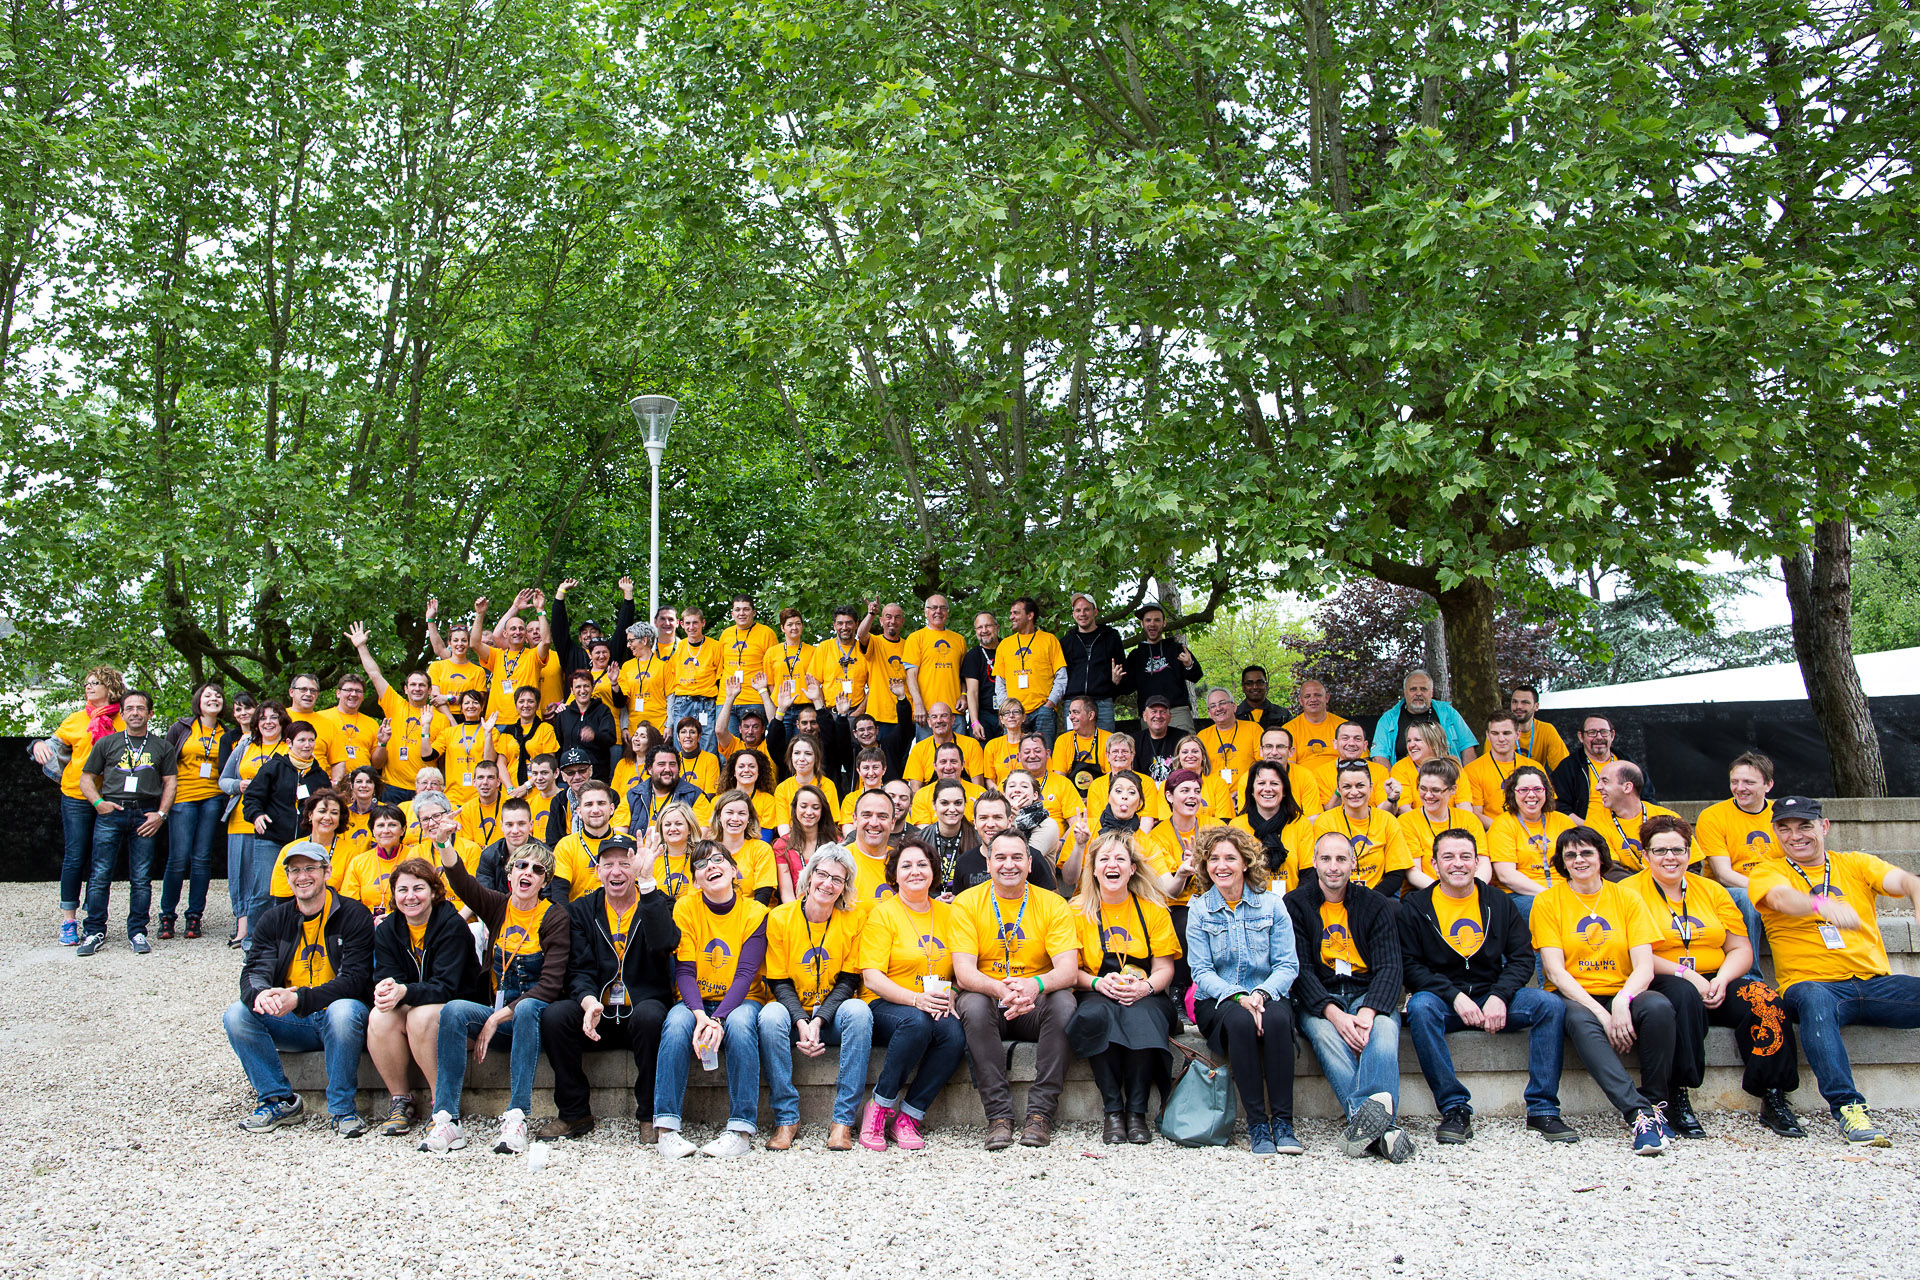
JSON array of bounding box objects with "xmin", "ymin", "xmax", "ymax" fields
[
  {"xmin": 344, "ymin": 621, "xmax": 392, "ymax": 700},
  {"xmin": 423, "ymin": 596, "xmax": 450, "ymax": 661}
]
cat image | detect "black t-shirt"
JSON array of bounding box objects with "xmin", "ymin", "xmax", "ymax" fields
[
  {"xmin": 959, "ymin": 646, "xmax": 996, "ymax": 710},
  {"xmin": 1134, "ymin": 728, "xmax": 1181, "ymax": 783},
  {"xmin": 1399, "ymin": 706, "xmax": 1441, "ymax": 743},
  {"xmin": 82, "ymin": 731, "xmax": 178, "ymax": 803}
]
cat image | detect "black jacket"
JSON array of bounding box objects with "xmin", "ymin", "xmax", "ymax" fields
[
  {"xmin": 372, "ymin": 899, "xmax": 488, "ymax": 1006},
  {"xmin": 240, "ymin": 889, "xmax": 375, "ymax": 1013},
  {"xmin": 1549, "ymin": 753, "xmax": 1655, "ymax": 821},
  {"xmin": 445, "ymin": 858, "xmax": 572, "ymax": 1009},
  {"xmin": 242, "ymin": 754, "xmax": 332, "ymax": 844},
  {"xmin": 1123, "ymin": 638, "xmax": 1202, "ymax": 709},
  {"xmin": 550, "ymin": 593, "xmax": 636, "ymax": 673},
  {"xmin": 1061, "ymin": 624, "xmax": 1128, "ymax": 700},
  {"xmin": 563, "ymin": 885, "xmax": 681, "ymax": 1006},
  {"xmin": 554, "ymin": 701, "xmax": 618, "ymax": 780},
  {"xmin": 166, "ymin": 716, "xmax": 241, "ymax": 776},
  {"xmin": 1397, "ymin": 883, "xmax": 1534, "ymax": 1006},
  {"xmin": 1284, "ymin": 879, "xmax": 1403, "ymax": 1017}
]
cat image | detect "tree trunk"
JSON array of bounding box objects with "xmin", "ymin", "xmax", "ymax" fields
[
  {"xmin": 1782, "ymin": 517, "xmax": 1887, "ymax": 796},
  {"xmin": 1423, "ymin": 613, "xmax": 1451, "ymax": 702},
  {"xmin": 1434, "ymin": 578, "xmax": 1496, "ymax": 735}
]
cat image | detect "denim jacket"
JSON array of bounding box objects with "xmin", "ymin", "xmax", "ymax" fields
[{"xmin": 1185, "ymin": 885, "xmax": 1298, "ymax": 1002}]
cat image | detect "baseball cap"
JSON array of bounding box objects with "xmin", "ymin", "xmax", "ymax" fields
[
  {"xmin": 598, "ymin": 833, "xmax": 639, "ymax": 857},
  {"xmin": 1143, "ymin": 695, "xmax": 1171, "ymax": 710},
  {"xmin": 280, "ymin": 840, "xmax": 331, "ymax": 867},
  {"xmin": 1771, "ymin": 795, "xmax": 1823, "ymax": 822},
  {"xmin": 558, "ymin": 746, "xmax": 595, "ymax": 770}
]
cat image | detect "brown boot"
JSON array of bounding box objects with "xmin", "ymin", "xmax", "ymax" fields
[
  {"xmin": 984, "ymin": 1118, "xmax": 1015, "ymax": 1150},
  {"xmin": 1102, "ymin": 1113, "xmax": 1127, "ymax": 1145},
  {"xmin": 534, "ymin": 1114, "xmax": 595, "ymax": 1141},
  {"xmin": 1019, "ymin": 1113, "xmax": 1053, "ymax": 1147},
  {"xmin": 767, "ymin": 1123, "xmax": 799, "ymax": 1150},
  {"xmin": 826, "ymin": 1123, "xmax": 854, "ymax": 1150}
]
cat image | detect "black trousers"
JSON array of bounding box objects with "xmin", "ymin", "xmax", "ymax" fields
[
  {"xmin": 1196, "ymin": 996, "xmax": 1295, "ymax": 1126},
  {"xmin": 1650, "ymin": 972, "xmax": 1799, "ymax": 1097},
  {"xmin": 1088, "ymin": 1047, "xmax": 1170, "ymax": 1114},
  {"xmin": 540, "ymin": 995, "xmax": 669, "ymax": 1122}
]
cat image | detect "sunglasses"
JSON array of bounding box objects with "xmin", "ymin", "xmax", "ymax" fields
[{"xmin": 509, "ymin": 860, "xmax": 547, "ymax": 876}]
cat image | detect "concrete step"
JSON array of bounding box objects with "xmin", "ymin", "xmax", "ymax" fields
[
  {"xmin": 283, "ymin": 1023, "xmax": 1916, "ymax": 1127},
  {"xmin": 1667, "ymin": 798, "xmax": 1920, "ymax": 853}
]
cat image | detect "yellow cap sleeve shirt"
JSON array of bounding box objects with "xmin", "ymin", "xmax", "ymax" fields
[
  {"xmin": 1317, "ymin": 900, "xmax": 1368, "ymax": 973},
  {"xmin": 553, "ymin": 831, "xmax": 611, "ymax": 900},
  {"xmin": 732, "ymin": 839, "xmax": 779, "ymax": 896},
  {"xmin": 1624, "ymin": 871, "xmax": 1745, "ymax": 975},
  {"xmin": 763, "ymin": 641, "xmax": 816, "ymax": 707},
  {"xmin": 719, "ymin": 623, "xmax": 777, "ymax": 692},
  {"xmin": 674, "ymin": 893, "xmax": 771, "ymax": 1002},
  {"xmin": 1074, "ymin": 895, "xmax": 1183, "ymax": 976},
  {"xmin": 1749, "ymin": 851, "xmax": 1897, "ymax": 991},
  {"xmin": 902, "ymin": 628, "xmax": 965, "ymax": 710},
  {"xmin": 1312, "ymin": 808, "xmax": 1412, "ymax": 889},
  {"xmin": 864, "ymin": 634, "xmax": 909, "ymax": 724},
  {"xmin": 809, "ymin": 640, "xmax": 869, "ymax": 708},
  {"xmin": 855, "ymin": 896, "xmax": 953, "ymax": 1000},
  {"xmin": 949, "ymin": 883, "xmax": 1079, "ymax": 980},
  {"xmin": 1280, "ymin": 713, "xmax": 1347, "ymax": 767},
  {"xmin": 1399, "ymin": 805, "xmax": 1485, "ymax": 881},
  {"xmin": 376, "ymin": 688, "xmax": 441, "ymax": 791},
  {"xmin": 671, "ymin": 637, "xmax": 724, "ymax": 699},
  {"xmin": 1529, "ymin": 880, "xmax": 1659, "ymax": 996},
  {"xmin": 1696, "ymin": 799, "xmax": 1779, "ymax": 878},
  {"xmin": 1487, "ymin": 811, "xmax": 1575, "ymax": 888},
  {"xmin": 1461, "ymin": 753, "xmax": 1540, "ymax": 817},
  {"xmin": 993, "ymin": 631, "xmax": 1064, "ymax": 707},
  {"xmin": 764, "ymin": 899, "xmax": 870, "ymax": 1009},
  {"xmin": 1432, "ymin": 887, "xmax": 1487, "ymax": 959}
]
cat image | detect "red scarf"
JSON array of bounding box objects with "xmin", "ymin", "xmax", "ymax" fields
[{"xmin": 88, "ymin": 701, "xmax": 122, "ymax": 742}]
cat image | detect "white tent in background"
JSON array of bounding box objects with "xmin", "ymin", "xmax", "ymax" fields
[{"xmin": 1539, "ymin": 647, "xmax": 1920, "ymax": 710}]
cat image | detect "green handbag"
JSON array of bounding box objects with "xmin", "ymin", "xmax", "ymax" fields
[{"xmin": 1157, "ymin": 1040, "xmax": 1236, "ymax": 1146}]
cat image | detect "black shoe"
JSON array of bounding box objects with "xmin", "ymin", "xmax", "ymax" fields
[
  {"xmin": 1124, "ymin": 1112, "xmax": 1152, "ymax": 1144},
  {"xmin": 1758, "ymin": 1089, "xmax": 1807, "ymax": 1138},
  {"xmin": 1667, "ymin": 1090, "xmax": 1708, "ymax": 1139},
  {"xmin": 1435, "ymin": 1106, "xmax": 1472, "ymax": 1144},
  {"xmin": 156, "ymin": 916, "xmax": 176, "ymax": 941},
  {"xmin": 1527, "ymin": 1115, "xmax": 1580, "ymax": 1143},
  {"xmin": 1102, "ymin": 1113, "xmax": 1127, "ymax": 1145},
  {"xmin": 184, "ymin": 913, "xmax": 203, "ymax": 939}
]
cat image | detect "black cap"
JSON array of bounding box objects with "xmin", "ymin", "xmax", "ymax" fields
[
  {"xmin": 558, "ymin": 746, "xmax": 595, "ymax": 769},
  {"xmin": 1143, "ymin": 695, "xmax": 1171, "ymax": 710},
  {"xmin": 598, "ymin": 833, "xmax": 639, "ymax": 855},
  {"xmin": 1772, "ymin": 795, "xmax": 1823, "ymax": 822}
]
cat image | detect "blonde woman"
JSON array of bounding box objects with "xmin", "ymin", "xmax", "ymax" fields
[
  {"xmin": 1068, "ymin": 831, "xmax": 1179, "ymax": 1144},
  {"xmin": 648, "ymin": 800, "xmax": 703, "ymax": 898},
  {"xmin": 1389, "ymin": 722, "xmax": 1454, "ymax": 814}
]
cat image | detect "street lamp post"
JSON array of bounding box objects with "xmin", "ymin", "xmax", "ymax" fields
[{"xmin": 627, "ymin": 395, "xmax": 680, "ymax": 624}]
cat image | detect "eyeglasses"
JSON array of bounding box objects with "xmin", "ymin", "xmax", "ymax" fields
[
  {"xmin": 811, "ymin": 873, "xmax": 849, "ymax": 889},
  {"xmin": 1513, "ymin": 785, "xmax": 1548, "ymax": 796},
  {"xmin": 1647, "ymin": 843, "xmax": 1689, "ymax": 856},
  {"xmin": 690, "ymin": 853, "xmax": 730, "ymax": 871},
  {"xmin": 508, "ymin": 861, "xmax": 547, "ymax": 875},
  {"xmin": 292, "ymin": 684, "xmax": 319, "ymax": 695}
]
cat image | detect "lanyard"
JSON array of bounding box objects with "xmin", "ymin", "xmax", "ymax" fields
[
  {"xmin": 908, "ymin": 900, "xmax": 940, "ymax": 976},
  {"xmin": 1519, "ymin": 813, "xmax": 1553, "ymax": 886},
  {"xmin": 802, "ymin": 909, "xmax": 829, "ymax": 1001},
  {"xmin": 990, "ymin": 887, "xmax": 1029, "ymax": 975},
  {"xmin": 1653, "ymin": 876, "xmax": 1694, "ymax": 952},
  {"xmin": 1586, "ymin": 755, "xmax": 1612, "ymax": 795},
  {"xmin": 782, "ymin": 644, "xmax": 802, "ymax": 676},
  {"xmin": 301, "ymin": 899, "xmax": 332, "ymax": 985},
  {"xmin": 1014, "ymin": 635, "xmax": 1035, "ymax": 668},
  {"xmin": 475, "ymin": 796, "xmax": 501, "ymax": 841},
  {"xmin": 1788, "ymin": 856, "xmax": 1833, "ymax": 900},
  {"xmin": 119, "ymin": 733, "xmax": 152, "ymax": 774},
  {"xmin": 1104, "ymin": 892, "xmax": 1154, "ymax": 963},
  {"xmin": 607, "ymin": 899, "xmax": 634, "ymax": 967},
  {"xmin": 1608, "ymin": 805, "xmax": 1642, "ymax": 853},
  {"xmin": 1073, "ymin": 733, "xmax": 1100, "ymax": 771},
  {"xmin": 1524, "ymin": 721, "xmax": 1539, "ymax": 759}
]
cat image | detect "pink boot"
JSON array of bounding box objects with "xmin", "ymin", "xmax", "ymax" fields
[
  {"xmin": 889, "ymin": 1111, "xmax": 926, "ymax": 1151},
  {"xmin": 859, "ymin": 1102, "xmax": 892, "ymax": 1152}
]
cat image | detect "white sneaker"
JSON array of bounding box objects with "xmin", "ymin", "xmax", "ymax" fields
[
  {"xmin": 657, "ymin": 1128, "xmax": 698, "ymax": 1158},
  {"xmin": 418, "ymin": 1110, "xmax": 467, "ymax": 1154},
  {"xmin": 700, "ymin": 1130, "xmax": 751, "ymax": 1158},
  {"xmin": 494, "ymin": 1108, "xmax": 528, "ymax": 1155}
]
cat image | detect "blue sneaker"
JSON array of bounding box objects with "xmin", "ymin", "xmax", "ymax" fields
[
  {"xmin": 239, "ymin": 1095, "xmax": 306, "ymax": 1133},
  {"xmin": 1248, "ymin": 1123, "xmax": 1277, "ymax": 1155},
  {"xmin": 59, "ymin": 921, "xmax": 79, "ymax": 946},
  {"xmin": 1269, "ymin": 1120, "xmax": 1304, "ymax": 1155},
  {"xmin": 1631, "ymin": 1108, "xmax": 1666, "ymax": 1156}
]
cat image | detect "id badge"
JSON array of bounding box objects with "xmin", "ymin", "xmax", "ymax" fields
[
  {"xmin": 1017, "ymin": 672, "xmax": 1031, "ymax": 690},
  {"xmin": 198, "ymin": 762, "xmax": 213, "ymax": 779},
  {"xmin": 462, "ymin": 771, "xmax": 473, "ymax": 787},
  {"xmin": 842, "ymin": 679, "xmax": 853, "ymax": 695},
  {"xmin": 296, "ymin": 784, "xmax": 309, "ymax": 801},
  {"xmin": 636, "ymin": 697, "xmax": 646, "ymax": 715},
  {"xmin": 398, "ymin": 746, "xmax": 408, "ymax": 760},
  {"xmin": 1819, "ymin": 923, "xmax": 1846, "ymax": 950},
  {"xmin": 1220, "ymin": 768, "xmax": 1236, "ymax": 784},
  {"xmin": 493, "ymin": 991, "xmax": 505, "ymax": 1012},
  {"xmin": 346, "ymin": 746, "xmax": 357, "ymax": 759},
  {"xmin": 123, "ymin": 775, "xmax": 139, "ymax": 793},
  {"xmin": 1678, "ymin": 956, "xmax": 1696, "ymax": 971},
  {"xmin": 1333, "ymin": 958, "xmax": 1353, "ymax": 977}
]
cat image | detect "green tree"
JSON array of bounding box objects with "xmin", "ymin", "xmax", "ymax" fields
[{"xmin": 1852, "ymin": 500, "xmax": 1920, "ymax": 655}]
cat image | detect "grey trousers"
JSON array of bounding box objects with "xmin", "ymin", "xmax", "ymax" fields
[
  {"xmin": 956, "ymin": 988, "xmax": 1077, "ymax": 1122},
  {"xmin": 1560, "ymin": 989, "xmax": 1676, "ymax": 1117}
]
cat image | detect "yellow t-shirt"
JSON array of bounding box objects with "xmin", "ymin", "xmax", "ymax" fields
[
  {"xmin": 717, "ymin": 622, "xmax": 778, "ymax": 695},
  {"xmin": 376, "ymin": 688, "xmax": 444, "ymax": 791},
  {"xmin": 1073, "ymin": 894, "xmax": 1182, "ymax": 974},
  {"xmin": 1459, "ymin": 752, "xmax": 1542, "ymax": 819},
  {"xmin": 1487, "ymin": 811, "xmax": 1578, "ymax": 890},
  {"xmin": 1433, "ymin": 887, "xmax": 1487, "ymax": 959},
  {"xmin": 763, "ymin": 899, "xmax": 871, "ymax": 1008},
  {"xmin": 809, "ymin": 639, "xmax": 869, "ymax": 711},
  {"xmin": 993, "ymin": 630, "xmax": 1065, "ymax": 712},
  {"xmin": 981, "ymin": 735, "xmax": 1022, "ymax": 785},
  {"xmin": 905, "ymin": 778, "xmax": 983, "ymax": 827},
  {"xmin": 905, "ymin": 734, "xmax": 986, "ymax": 784},
  {"xmin": 226, "ymin": 740, "xmax": 288, "ymax": 835},
  {"xmin": 618, "ymin": 653, "xmax": 672, "ymax": 731},
  {"xmin": 855, "ymin": 895, "xmax": 952, "ymax": 1001},
  {"xmin": 727, "ymin": 839, "xmax": 779, "ymax": 897},
  {"xmin": 1695, "ymin": 799, "xmax": 1779, "ymax": 878},
  {"xmin": 1279, "ymin": 712, "xmax": 1347, "ymax": 768},
  {"xmin": 341, "ymin": 846, "xmax": 407, "ymax": 920},
  {"xmin": 428, "ymin": 658, "xmax": 490, "ymax": 708},
  {"xmin": 316, "ymin": 707, "xmax": 381, "ymax": 776},
  {"xmin": 864, "ymin": 633, "xmax": 909, "ymax": 724},
  {"xmin": 173, "ymin": 723, "xmax": 226, "ymax": 805},
  {"xmin": 671, "ymin": 637, "xmax": 724, "ymax": 700},
  {"xmin": 552, "ymin": 830, "xmax": 617, "ymax": 900},
  {"xmin": 276, "ymin": 832, "xmax": 350, "ymax": 899},
  {"xmin": 430, "ymin": 722, "xmax": 491, "ymax": 805},
  {"xmin": 57, "ymin": 708, "xmax": 126, "ymax": 800},
  {"xmin": 493, "ymin": 899, "xmax": 552, "ymax": 972},
  {"xmin": 534, "ymin": 651, "xmax": 565, "ymax": 712},
  {"xmin": 762, "ymin": 641, "xmax": 816, "ymax": 708},
  {"xmin": 1288, "ymin": 764, "xmax": 1326, "ymax": 815},
  {"xmin": 1749, "ymin": 851, "xmax": 1897, "ymax": 991},
  {"xmin": 493, "ymin": 720, "xmax": 559, "ymax": 788},
  {"xmin": 652, "ymin": 845, "xmax": 702, "ymax": 899},
  {"xmin": 1397, "ymin": 804, "xmax": 1485, "ymax": 880},
  {"xmin": 774, "ymin": 774, "xmax": 841, "ymax": 824},
  {"xmin": 1307, "ymin": 758, "xmax": 1391, "ymax": 810},
  {"xmin": 482, "ymin": 647, "xmax": 541, "ymax": 722},
  {"xmin": 901, "ymin": 627, "xmax": 966, "ymax": 711},
  {"xmin": 950, "ymin": 882, "xmax": 1079, "ymax": 980},
  {"xmin": 1596, "ymin": 802, "xmax": 1688, "ymax": 873},
  {"xmin": 1308, "ymin": 807, "xmax": 1413, "ymax": 890},
  {"xmin": 1623, "ymin": 870, "xmax": 1745, "ymax": 977},
  {"xmin": 1196, "ymin": 720, "xmax": 1262, "ymax": 791},
  {"xmin": 459, "ymin": 794, "xmax": 505, "ymax": 848},
  {"xmin": 1517, "ymin": 718, "xmax": 1570, "ymax": 771},
  {"xmin": 678, "ymin": 750, "xmax": 722, "ymax": 798},
  {"xmin": 673, "ymin": 893, "xmax": 771, "ymax": 1002},
  {"xmin": 850, "ymin": 845, "xmax": 895, "ymax": 905},
  {"xmin": 291, "ymin": 901, "xmax": 336, "ymax": 989},
  {"xmin": 1317, "ymin": 901, "xmax": 1367, "ymax": 973},
  {"xmin": 1530, "ymin": 880, "xmax": 1659, "ymax": 996},
  {"xmin": 1140, "ymin": 821, "xmax": 1201, "ymax": 905},
  {"xmin": 1048, "ymin": 730, "xmax": 1112, "ymax": 792}
]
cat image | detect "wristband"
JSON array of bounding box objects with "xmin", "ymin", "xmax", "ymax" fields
[
  {"xmin": 1033, "ymin": 976, "xmax": 1045, "ymax": 994},
  {"xmin": 90, "ymin": 799, "xmax": 101, "ymax": 809}
]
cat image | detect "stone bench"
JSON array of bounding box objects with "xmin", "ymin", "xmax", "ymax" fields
[{"xmin": 284, "ymin": 1023, "xmax": 1919, "ymax": 1125}]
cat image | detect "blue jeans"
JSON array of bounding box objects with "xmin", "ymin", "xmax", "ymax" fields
[
  {"xmin": 248, "ymin": 839, "xmax": 285, "ymax": 923},
  {"xmin": 85, "ymin": 806, "xmax": 159, "ymax": 938},
  {"xmin": 869, "ymin": 999, "xmax": 968, "ymax": 1120},
  {"xmin": 1405, "ymin": 987, "xmax": 1566, "ymax": 1117},
  {"xmin": 667, "ymin": 695, "xmax": 718, "ymax": 754},
  {"xmin": 1027, "ymin": 703, "xmax": 1058, "ymax": 748},
  {"xmin": 1091, "ymin": 698, "xmax": 1116, "ymax": 732},
  {"xmin": 60, "ymin": 795, "xmax": 97, "ymax": 910},
  {"xmin": 655, "ymin": 1000, "xmax": 762, "ymax": 1132},
  {"xmin": 223, "ymin": 997, "xmax": 369, "ymax": 1117},
  {"xmin": 436, "ymin": 997, "xmax": 549, "ymax": 1116},
  {"xmin": 1725, "ymin": 884, "xmax": 1767, "ymax": 980},
  {"xmin": 1782, "ymin": 975, "xmax": 1920, "ymax": 1116},
  {"xmin": 758, "ymin": 999, "xmax": 874, "ymax": 1127},
  {"xmin": 1300, "ymin": 989, "xmax": 1403, "ymax": 1116},
  {"xmin": 381, "ymin": 785, "xmax": 416, "ymax": 804},
  {"xmin": 227, "ymin": 833, "xmax": 253, "ymax": 921},
  {"xmin": 162, "ymin": 796, "xmax": 222, "ymax": 919}
]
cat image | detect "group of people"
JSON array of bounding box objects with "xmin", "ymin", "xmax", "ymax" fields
[{"xmin": 38, "ymin": 583, "xmax": 1920, "ymax": 1156}]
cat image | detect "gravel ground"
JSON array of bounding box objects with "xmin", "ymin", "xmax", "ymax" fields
[{"xmin": 3, "ymin": 881, "xmax": 1917, "ymax": 1280}]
